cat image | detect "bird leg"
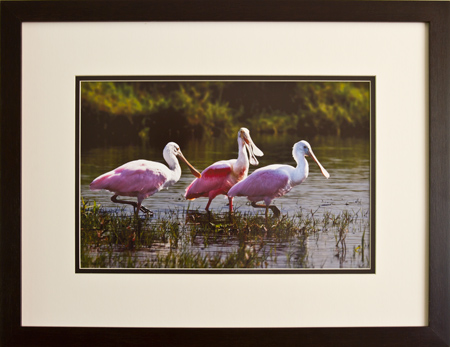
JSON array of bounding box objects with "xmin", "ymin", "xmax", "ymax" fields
[
  {"xmin": 205, "ymin": 198, "xmax": 213, "ymax": 212},
  {"xmin": 250, "ymin": 202, "xmax": 281, "ymax": 218},
  {"xmin": 139, "ymin": 205, "xmax": 153, "ymax": 215},
  {"xmin": 269, "ymin": 205, "xmax": 281, "ymax": 218},
  {"xmin": 228, "ymin": 196, "xmax": 233, "ymax": 214},
  {"xmin": 111, "ymin": 195, "xmax": 153, "ymax": 215},
  {"xmin": 136, "ymin": 200, "xmax": 153, "ymax": 215},
  {"xmin": 111, "ymin": 194, "xmax": 138, "ymax": 211},
  {"xmin": 227, "ymin": 196, "xmax": 234, "ymax": 223}
]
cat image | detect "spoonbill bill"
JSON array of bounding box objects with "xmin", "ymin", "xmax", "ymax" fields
[
  {"xmin": 90, "ymin": 142, "xmax": 201, "ymax": 214},
  {"xmin": 185, "ymin": 128, "xmax": 263, "ymax": 213},
  {"xmin": 228, "ymin": 140, "xmax": 329, "ymax": 218}
]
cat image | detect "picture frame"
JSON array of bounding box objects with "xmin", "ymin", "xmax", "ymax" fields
[{"xmin": 1, "ymin": 1, "xmax": 449, "ymax": 346}]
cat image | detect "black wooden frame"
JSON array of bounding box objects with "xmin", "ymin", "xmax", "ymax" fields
[{"xmin": 1, "ymin": 1, "xmax": 449, "ymax": 346}]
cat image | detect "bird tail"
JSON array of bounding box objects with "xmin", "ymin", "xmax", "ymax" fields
[
  {"xmin": 184, "ymin": 179, "xmax": 197, "ymax": 199},
  {"xmin": 90, "ymin": 172, "xmax": 112, "ymax": 191},
  {"xmin": 185, "ymin": 178, "xmax": 205, "ymax": 200}
]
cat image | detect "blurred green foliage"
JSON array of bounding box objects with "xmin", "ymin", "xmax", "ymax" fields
[
  {"xmin": 171, "ymin": 83, "xmax": 241, "ymax": 137},
  {"xmin": 81, "ymin": 82, "xmax": 171, "ymax": 118},
  {"xmin": 295, "ymin": 82, "xmax": 370, "ymax": 136},
  {"xmin": 81, "ymin": 81, "xmax": 370, "ymax": 147}
]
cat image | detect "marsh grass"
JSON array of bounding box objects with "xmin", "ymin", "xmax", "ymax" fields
[{"xmin": 80, "ymin": 199, "xmax": 370, "ymax": 269}]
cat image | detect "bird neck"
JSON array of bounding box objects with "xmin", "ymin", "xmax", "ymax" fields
[
  {"xmin": 291, "ymin": 155, "xmax": 309, "ymax": 186},
  {"xmin": 235, "ymin": 137, "xmax": 250, "ymax": 173},
  {"xmin": 165, "ymin": 154, "xmax": 182, "ymax": 180}
]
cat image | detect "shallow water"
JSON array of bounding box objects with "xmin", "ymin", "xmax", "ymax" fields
[{"xmin": 80, "ymin": 134, "xmax": 371, "ymax": 269}]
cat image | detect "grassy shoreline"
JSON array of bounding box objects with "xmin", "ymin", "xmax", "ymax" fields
[{"xmin": 80, "ymin": 199, "xmax": 370, "ymax": 269}]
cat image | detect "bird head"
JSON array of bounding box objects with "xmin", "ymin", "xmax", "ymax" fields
[
  {"xmin": 294, "ymin": 140, "xmax": 330, "ymax": 179},
  {"xmin": 239, "ymin": 128, "xmax": 264, "ymax": 165},
  {"xmin": 164, "ymin": 142, "xmax": 201, "ymax": 178}
]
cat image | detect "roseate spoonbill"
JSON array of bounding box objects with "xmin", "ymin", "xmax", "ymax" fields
[
  {"xmin": 228, "ymin": 140, "xmax": 329, "ymax": 219},
  {"xmin": 90, "ymin": 142, "xmax": 201, "ymax": 214},
  {"xmin": 185, "ymin": 128, "xmax": 263, "ymax": 213}
]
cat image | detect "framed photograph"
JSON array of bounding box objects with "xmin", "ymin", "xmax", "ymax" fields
[
  {"xmin": 76, "ymin": 76, "xmax": 375, "ymax": 273},
  {"xmin": 2, "ymin": 1, "xmax": 449, "ymax": 346}
]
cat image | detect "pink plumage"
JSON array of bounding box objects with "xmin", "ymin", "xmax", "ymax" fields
[
  {"xmin": 228, "ymin": 140, "xmax": 330, "ymax": 218},
  {"xmin": 89, "ymin": 142, "xmax": 201, "ymax": 214},
  {"xmin": 184, "ymin": 128, "xmax": 263, "ymax": 213},
  {"xmin": 185, "ymin": 160, "xmax": 244, "ymax": 211},
  {"xmin": 227, "ymin": 166, "xmax": 292, "ymax": 206},
  {"xmin": 90, "ymin": 160, "xmax": 168, "ymax": 201}
]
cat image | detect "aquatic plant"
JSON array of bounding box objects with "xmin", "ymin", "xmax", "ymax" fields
[{"xmin": 80, "ymin": 200, "xmax": 370, "ymax": 269}]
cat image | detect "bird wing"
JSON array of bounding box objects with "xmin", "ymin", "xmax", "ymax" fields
[
  {"xmin": 90, "ymin": 160, "xmax": 168, "ymax": 198},
  {"xmin": 185, "ymin": 160, "xmax": 234, "ymax": 199},
  {"xmin": 228, "ymin": 165, "xmax": 292, "ymax": 200}
]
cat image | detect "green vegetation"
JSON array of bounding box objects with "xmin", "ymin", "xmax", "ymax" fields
[
  {"xmin": 81, "ymin": 81, "xmax": 370, "ymax": 148},
  {"xmin": 294, "ymin": 82, "xmax": 370, "ymax": 137},
  {"xmin": 80, "ymin": 199, "xmax": 370, "ymax": 269}
]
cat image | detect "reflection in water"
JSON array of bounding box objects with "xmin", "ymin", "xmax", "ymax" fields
[{"xmin": 80, "ymin": 134, "xmax": 371, "ymax": 269}]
